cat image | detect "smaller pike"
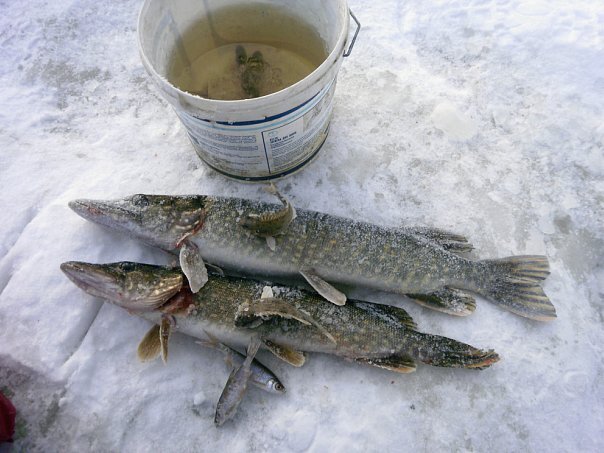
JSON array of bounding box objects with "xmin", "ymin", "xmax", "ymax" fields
[
  {"xmin": 239, "ymin": 184, "xmax": 296, "ymax": 251},
  {"xmin": 235, "ymin": 290, "xmax": 337, "ymax": 345},
  {"xmin": 235, "ymin": 45, "xmax": 248, "ymax": 66},
  {"xmin": 235, "ymin": 45, "xmax": 265, "ymax": 98}
]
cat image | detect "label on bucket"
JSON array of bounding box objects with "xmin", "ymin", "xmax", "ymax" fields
[{"xmin": 176, "ymin": 80, "xmax": 335, "ymax": 180}]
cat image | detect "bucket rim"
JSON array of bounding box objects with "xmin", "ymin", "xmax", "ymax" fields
[{"xmin": 137, "ymin": 0, "xmax": 350, "ymax": 110}]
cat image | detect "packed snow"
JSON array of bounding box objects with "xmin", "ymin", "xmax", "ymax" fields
[{"xmin": 1, "ymin": 0, "xmax": 603, "ymax": 451}]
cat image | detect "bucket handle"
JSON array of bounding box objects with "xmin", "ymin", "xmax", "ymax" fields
[{"xmin": 343, "ymin": 9, "xmax": 361, "ymax": 57}]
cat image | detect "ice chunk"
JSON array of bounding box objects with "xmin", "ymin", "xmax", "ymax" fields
[
  {"xmin": 430, "ymin": 102, "xmax": 477, "ymax": 140},
  {"xmin": 193, "ymin": 391, "xmax": 206, "ymax": 406}
]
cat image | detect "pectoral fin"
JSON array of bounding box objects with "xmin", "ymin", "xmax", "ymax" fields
[
  {"xmin": 407, "ymin": 287, "xmax": 476, "ymax": 316},
  {"xmin": 179, "ymin": 241, "xmax": 208, "ymax": 293},
  {"xmin": 300, "ymin": 268, "xmax": 346, "ymax": 306},
  {"xmin": 356, "ymin": 355, "xmax": 417, "ymax": 374},
  {"xmin": 159, "ymin": 316, "xmax": 173, "ymax": 364},
  {"xmin": 263, "ymin": 339, "xmax": 306, "ymax": 367},
  {"xmin": 137, "ymin": 324, "xmax": 161, "ymax": 362}
]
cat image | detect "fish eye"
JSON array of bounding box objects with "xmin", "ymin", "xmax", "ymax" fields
[
  {"xmin": 132, "ymin": 194, "xmax": 149, "ymax": 207},
  {"xmin": 274, "ymin": 382, "xmax": 284, "ymax": 391}
]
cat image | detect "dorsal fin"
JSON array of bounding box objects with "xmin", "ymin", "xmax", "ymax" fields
[
  {"xmin": 352, "ymin": 301, "xmax": 417, "ymax": 330},
  {"xmin": 403, "ymin": 226, "xmax": 473, "ymax": 255}
]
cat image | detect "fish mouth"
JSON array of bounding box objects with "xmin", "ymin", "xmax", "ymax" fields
[
  {"xmin": 69, "ymin": 198, "xmax": 140, "ymax": 229},
  {"xmin": 61, "ymin": 261, "xmax": 183, "ymax": 310},
  {"xmin": 61, "ymin": 261, "xmax": 123, "ymax": 301}
]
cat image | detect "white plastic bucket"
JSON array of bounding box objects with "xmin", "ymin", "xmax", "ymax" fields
[{"xmin": 138, "ymin": 0, "xmax": 358, "ymax": 181}]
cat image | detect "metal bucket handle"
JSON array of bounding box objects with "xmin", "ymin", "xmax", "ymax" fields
[{"xmin": 343, "ymin": 9, "xmax": 360, "ymax": 57}]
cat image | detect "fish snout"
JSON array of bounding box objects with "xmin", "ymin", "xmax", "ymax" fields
[
  {"xmin": 61, "ymin": 261, "xmax": 102, "ymax": 285},
  {"xmin": 68, "ymin": 198, "xmax": 135, "ymax": 226},
  {"xmin": 60, "ymin": 261, "xmax": 119, "ymax": 298}
]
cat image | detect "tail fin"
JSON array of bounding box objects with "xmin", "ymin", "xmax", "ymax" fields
[
  {"xmin": 479, "ymin": 255, "xmax": 556, "ymax": 321},
  {"xmin": 412, "ymin": 332, "xmax": 500, "ymax": 370}
]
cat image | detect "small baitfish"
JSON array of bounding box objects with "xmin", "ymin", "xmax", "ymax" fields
[
  {"xmin": 235, "ymin": 45, "xmax": 248, "ymax": 66},
  {"xmin": 60, "ymin": 261, "xmax": 500, "ymax": 375},
  {"xmin": 197, "ymin": 333, "xmax": 286, "ymax": 394},
  {"xmin": 69, "ymin": 194, "xmax": 557, "ymax": 321},
  {"xmin": 235, "ymin": 45, "xmax": 265, "ymax": 98},
  {"xmin": 239, "ymin": 183, "xmax": 297, "ymax": 251},
  {"xmin": 214, "ymin": 336, "xmax": 262, "ymax": 426}
]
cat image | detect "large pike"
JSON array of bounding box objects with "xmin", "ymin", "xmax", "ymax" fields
[
  {"xmin": 69, "ymin": 194, "xmax": 556, "ymax": 320},
  {"xmin": 60, "ymin": 261, "xmax": 500, "ymax": 372}
]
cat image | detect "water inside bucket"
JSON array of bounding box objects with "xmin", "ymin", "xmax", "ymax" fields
[{"xmin": 167, "ymin": 4, "xmax": 328, "ymax": 100}]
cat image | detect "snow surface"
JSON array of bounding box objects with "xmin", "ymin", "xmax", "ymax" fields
[{"xmin": 1, "ymin": 0, "xmax": 603, "ymax": 451}]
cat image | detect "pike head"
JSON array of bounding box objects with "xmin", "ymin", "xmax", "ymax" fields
[
  {"xmin": 61, "ymin": 261, "xmax": 183, "ymax": 311},
  {"xmin": 69, "ymin": 195, "xmax": 209, "ymax": 250}
]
